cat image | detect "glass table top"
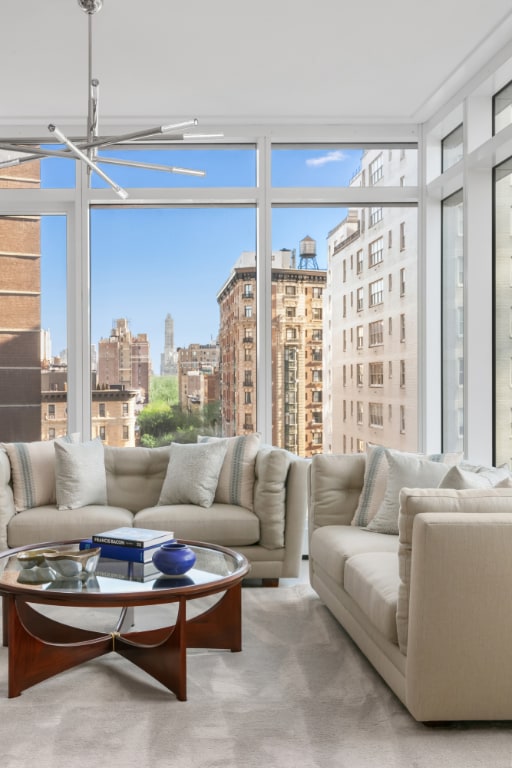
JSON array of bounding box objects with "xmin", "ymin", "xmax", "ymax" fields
[{"xmin": 0, "ymin": 542, "xmax": 245, "ymax": 595}]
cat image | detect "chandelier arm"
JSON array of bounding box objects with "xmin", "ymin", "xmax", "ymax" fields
[
  {"xmin": 93, "ymin": 156, "xmax": 206, "ymax": 176},
  {"xmin": 48, "ymin": 124, "xmax": 128, "ymax": 199}
]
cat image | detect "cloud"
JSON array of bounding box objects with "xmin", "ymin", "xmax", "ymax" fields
[{"xmin": 306, "ymin": 150, "xmax": 347, "ymax": 168}]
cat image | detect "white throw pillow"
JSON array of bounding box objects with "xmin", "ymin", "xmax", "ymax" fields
[
  {"xmin": 3, "ymin": 434, "xmax": 80, "ymax": 512},
  {"xmin": 438, "ymin": 463, "xmax": 511, "ymax": 490},
  {"xmin": 351, "ymin": 443, "xmax": 389, "ymax": 527},
  {"xmin": 55, "ymin": 437, "xmax": 107, "ymax": 510},
  {"xmin": 365, "ymin": 449, "xmax": 457, "ymax": 535},
  {"xmin": 198, "ymin": 433, "xmax": 261, "ymax": 510},
  {"xmin": 158, "ymin": 441, "xmax": 228, "ymax": 508}
]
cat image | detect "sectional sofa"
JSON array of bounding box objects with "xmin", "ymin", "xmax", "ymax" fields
[
  {"xmin": 308, "ymin": 448, "xmax": 512, "ymax": 721},
  {"xmin": 0, "ymin": 435, "xmax": 309, "ymax": 584}
]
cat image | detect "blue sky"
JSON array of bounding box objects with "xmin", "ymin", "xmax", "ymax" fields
[{"xmin": 41, "ymin": 147, "xmax": 363, "ymax": 370}]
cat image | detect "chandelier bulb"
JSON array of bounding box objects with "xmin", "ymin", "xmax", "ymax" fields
[{"xmin": 77, "ymin": 0, "xmax": 103, "ymax": 14}]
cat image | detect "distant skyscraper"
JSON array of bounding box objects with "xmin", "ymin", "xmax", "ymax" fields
[{"xmin": 160, "ymin": 313, "xmax": 178, "ymax": 376}]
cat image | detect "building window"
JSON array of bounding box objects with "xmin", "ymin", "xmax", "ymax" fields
[
  {"xmin": 343, "ymin": 400, "xmax": 347, "ymax": 420},
  {"xmin": 286, "ymin": 306, "xmax": 296, "ymax": 318},
  {"xmin": 122, "ymin": 402, "xmax": 129, "ymax": 416},
  {"xmin": 369, "ymin": 402, "xmax": 383, "ymax": 427},
  {"xmin": 369, "ymin": 207, "xmax": 383, "ymax": 226},
  {"xmin": 343, "ymin": 295, "xmax": 347, "ymax": 318},
  {"xmin": 312, "ymin": 411, "xmax": 322, "ymax": 424},
  {"xmin": 243, "ymin": 283, "xmax": 253, "ymax": 298},
  {"xmin": 312, "ymin": 369, "xmax": 322, "ymax": 383},
  {"xmin": 369, "ymin": 279, "xmax": 384, "ymax": 307},
  {"xmin": 400, "ymin": 405, "xmax": 406, "ymax": 434},
  {"xmin": 285, "ymin": 285, "xmax": 296, "ymax": 296},
  {"xmin": 99, "ymin": 426, "xmax": 106, "ymax": 440},
  {"xmin": 442, "ymin": 124, "xmax": 463, "ymax": 172},
  {"xmin": 312, "ymin": 329, "xmax": 322, "ymax": 341},
  {"xmin": 357, "ymin": 325, "xmax": 364, "ymax": 349},
  {"xmin": 312, "ymin": 286, "xmax": 323, "ymax": 298},
  {"xmin": 369, "ymin": 237, "xmax": 384, "ymax": 267},
  {"xmin": 369, "ymin": 362, "xmax": 384, "ymax": 386},
  {"xmin": 356, "ymin": 249, "xmax": 363, "ymax": 274},
  {"xmin": 343, "ymin": 365, "xmax": 347, "ymax": 386},
  {"xmin": 357, "ymin": 401, "xmax": 363, "ymax": 424},
  {"xmin": 343, "ymin": 259, "xmax": 347, "ymax": 282},
  {"xmin": 99, "ymin": 403, "xmax": 106, "ymax": 417},
  {"xmin": 48, "ymin": 404, "xmax": 55, "ymax": 419},
  {"xmin": 356, "ymin": 439, "xmax": 365, "ymax": 453},
  {"xmin": 286, "ymin": 328, "xmax": 297, "ymax": 340},
  {"xmin": 369, "ymin": 319, "xmax": 384, "ymax": 346},
  {"xmin": 357, "ymin": 363, "xmax": 364, "ymax": 386},
  {"xmin": 494, "ymin": 80, "xmax": 512, "ymax": 134},
  {"xmin": 312, "ymin": 348, "xmax": 322, "ymax": 362},
  {"xmin": 123, "ymin": 425, "xmax": 129, "ymax": 440},
  {"xmin": 400, "ymin": 313, "xmax": 406, "ymax": 341},
  {"xmin": 388, "ymin": 361, "xmax": 392, "ymax": 378},
  {"xmin": 244, "ymin": 391, "xmax": 252, "ymax": 404},
  {"xmin": 388, "ymin": 317, "xmax": 393, "ymax": 334},
  {"xmin": 388, "ymin": 273, "xmax": 392, "ymax": 292},
  {"xmin": 357, "ymin": 286, "xmax": 364, "ymax": 311},
  {"xmin": 388, "ymin": 229, "xmax": 392, "ymax": 248},
  {"xmin": 312, "ymin": 390, "xmax": 322, "ymax": 403},
  {"xmin": 48, "ymin": 427, "xmax": 55, "ymax": 440},
  {"xmin": 400, "ymin": 360, "xmax": 406, "ymax": 387},
  {"xmin": 244, "ymin": 305, "xmax": 252, "ymax": 318},
  {"xmin": 312, "ymin": 307, "xmax": 322, "ymax": 320},
  {"xmin": 343, "ymin": 329, "xmax": 347, "ymax": 352},
  {"xmin": 369, "ymin": 154, "xmax": 383, "ymax": 185},
  {"xmin": 312, "ymin": 431, "xmax": 322, "ymax": 444},
  {"xmin": 400, "ymin": 267, "xmax": 405, "ymax": 295},
  {"xmin": 400, "ymin": 221, "xmax": 406, "ymax": 250}
]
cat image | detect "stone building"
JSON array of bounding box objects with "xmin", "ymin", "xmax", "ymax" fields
[
  {"xmin": 217, "ymin": 246, "xmax": 326, "ymax": 457},
  {"xmin": 97, "ymin": 318, "xmax": 150, "ymax": 404}
]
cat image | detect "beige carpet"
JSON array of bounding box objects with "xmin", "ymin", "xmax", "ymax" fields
[{"xmin": 0, "ymin": 583, "xmax": 511, "ymax": 768}]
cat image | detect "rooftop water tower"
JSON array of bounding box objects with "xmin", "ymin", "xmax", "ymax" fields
[{"xmin": 298, "ymin": 235, "xmax": 319, "ymax": 269}]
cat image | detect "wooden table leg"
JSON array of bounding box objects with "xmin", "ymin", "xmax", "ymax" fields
[
  {"xmin": 186, "ymin": 582, "xmax": 243, "ymax": 652},
  {"xmin": 7, "ymin": 598, "xmax": 113, "ymax": 698}
]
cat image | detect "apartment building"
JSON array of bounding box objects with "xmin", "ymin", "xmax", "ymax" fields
[
  {"xmin": 324, "ymin": 149, "xmax": 418, "ymax": 454},
  {"xmin": 97, "ymin": 318, "xmax": 150, "ymax": 403},
  {"xmin": 176, "ymin": 343, "xmax": 220, "ymax": 411},
  {"xmin": 0, "ymin": 159, "xmax": 42, "ymax": 442},
  {"xmin": 217, "ymin": 246, "xmax": 326, "ymax": 457}
]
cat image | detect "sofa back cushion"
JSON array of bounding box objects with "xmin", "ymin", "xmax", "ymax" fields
[
  {"xmin": 253, "ymin": 446, "xmax": 292, "ymax": 549},
  {"xmin": 397, "ymin": 486, "xmax": 512, "ymax": 654},
  {"xmin": 198, "ymin": 433, "xmax": 260, "ymax": 510},
  {"xmin": 309, "ymin": 453, "xmax": 365, "ymax": 529},
  {"xmin": 105, "ymin": 445, "xmax": 172, "ymax": 512}
]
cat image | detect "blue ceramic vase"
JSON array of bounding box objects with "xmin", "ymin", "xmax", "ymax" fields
[{"xmin": 152, "ymin": 541, "xmax": 197, "ymax": 576}]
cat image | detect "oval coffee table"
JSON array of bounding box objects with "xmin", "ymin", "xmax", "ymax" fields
[{"xmin": 0, "ymin": 539, "xmax": 250, "ymax": 700}]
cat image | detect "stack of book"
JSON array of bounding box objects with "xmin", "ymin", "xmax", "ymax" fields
[{"xmin": 80, "ymin": 526, "xmax": 175, "ymax": 566}]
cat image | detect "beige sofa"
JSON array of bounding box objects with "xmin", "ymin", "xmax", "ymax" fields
[
  {"xmin": 308, "ymin": 452, "xmax": 512, "ymax": 721},
  {"xmin": 0, "ymin": 440, "xmax": 308, "ymax": 585}
]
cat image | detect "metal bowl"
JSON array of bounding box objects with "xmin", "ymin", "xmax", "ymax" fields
[
  {"xmin": 40, "ymin": 548, "xmax": 101, "ymax": 580},
  {"xmin": 17, "ymin": 548, "xmax": 58, "ymax": 569}
]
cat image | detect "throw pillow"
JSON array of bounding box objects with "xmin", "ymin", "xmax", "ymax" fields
[
  {"xmin": 351, "ymin": 443, "xmax": 389, "ymax": 527},
  {"xmin": 252, "ymin": 446, "xmax": 292, "ymax": 549},
  {"xmin": 3, "ymin": 434, "xmax": 79, "ymax": 512},
  {"xmin": 198, "ymin": 433, "xmax": 261, "ymax": 510},
  {"xmin": 365, "ymin": 449, "xmax": 455, "ymax": 535},
  {"xmin": 438, "ymin": 463, "xmax": 511, "ymax": 490},
  {"xmin": 158, "ymin": 440, "xmax": 228, "ymax": 508},
  {"xmin": 55, "ymin": 437, "xmax": 107, "ymax": 510}
]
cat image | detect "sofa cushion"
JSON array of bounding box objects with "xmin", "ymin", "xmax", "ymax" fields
[
  {"xmin": 134, "ymin": 503, "xmax": 260, "ymax": 547},
  {"xmin": 311, "ymin": 453, "xmax": 365, "ymax": 528},
  {"xmin": 253, "ymin": 446, "xmax": 291, "ymax": 549},
  {"xmin": 365, "ymin": 449, "xmax": 457, "ymax": 535},
  {"xmin": 7, "ymin": 504, "xmax": 133, "ymax": 548},
  {"xmin": 105, "ymin": 445, "xmax": 171, "ymax": 512},
  {"xmin": 309, "ymin": 525, "xmax": 399, "ymax": 588},
  {"xmin": 351, "ymin": 444, "xmax": 389, "ymax": 527},
  {"xmin": 2, "ymin": 434, "xmax": 79, "ymax": 512},
  {"xmin": 344, "ymin": 552, "xmax": 400, "ymax": 644},
  {"xmin": 397, "ymin": 486, "xmax": 512, "ymax": 654},
  {"xmin": 158, "ymin": 441, "xmax": 228, "ymax": 508},
  {"xmin": 55, "ymin": 437, "xmax": 107, "ymax": 510},
  {"xmin": 198, "ymin": 433, "xmax": 260, "ymax": 510},
  {"xmin": 438, "ymin": 463, "xmax": 510, "ymax": 489}
]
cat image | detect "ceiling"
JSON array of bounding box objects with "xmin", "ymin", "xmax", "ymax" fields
[{"xmin": 2, "ymin": 0, "xmax": 512, "ymax": 137}]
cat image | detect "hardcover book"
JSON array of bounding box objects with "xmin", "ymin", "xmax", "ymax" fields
[
  {"xmin": 95, "ymin": 558, "xmax": 160, "ymax": 582},
  {"xmin": 80, "ymin": 537, "xmax": 176, "ymax": 563},
  {"xmin": 91, "ymin": 527, "xmax": 174, "ymax": 549}
]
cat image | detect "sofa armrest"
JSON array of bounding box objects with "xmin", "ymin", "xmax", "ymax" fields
[
  {"xmin": 405, "ymin": 511, "xmax": 512, "ymax": 721},
  {"xmin": 308, "ymin": 453, "xmax": 365, "ymax": 533},
  {"xmin": 0, "ymin": 449, "xmax": 16, "ymax": 551},
  {"xmin": 280, "ymin": 456, "xmax": 309, "ymax": 576}
]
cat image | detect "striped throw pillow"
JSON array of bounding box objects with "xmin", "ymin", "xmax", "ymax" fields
[{"xmin": 198, "ymin": 433, "xmax": 261, "ymax": 511}]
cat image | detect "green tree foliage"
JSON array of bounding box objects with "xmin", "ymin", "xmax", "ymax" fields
[{"xmin": 137, "ymin": 375, "xmax": 220, "ymax": 447}]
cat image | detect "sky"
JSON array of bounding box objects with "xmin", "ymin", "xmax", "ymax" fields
[{"xmin": 40, "ymin": 147, "xmax": 363, "ymax": 371}]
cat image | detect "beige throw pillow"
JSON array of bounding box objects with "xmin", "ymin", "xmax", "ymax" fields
[
  {"xmin": 198, "ymin": 433, "xmax": 261, "ymax": 510},
  {"xmin": 55, "ymin": 437, "xmax": 107, "ymax": 510},
  {"xmin": 158, "ymin": 441, "xmax": 228, "ymax": 508}
]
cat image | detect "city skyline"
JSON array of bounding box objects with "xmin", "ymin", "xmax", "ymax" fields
[{"xmin": 40, "ymin": 147, "xmax": 363, "ymax": 370}]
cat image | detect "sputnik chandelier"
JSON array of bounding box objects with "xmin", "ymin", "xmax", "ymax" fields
[{"xmin": 0, "ymin": 0, "xmax": 219, "ymax": 198}]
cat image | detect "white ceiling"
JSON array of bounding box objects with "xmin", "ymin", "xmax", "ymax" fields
[{"xmin": 2, "ymin": 0, "xmax": 512, "ymax": 136}]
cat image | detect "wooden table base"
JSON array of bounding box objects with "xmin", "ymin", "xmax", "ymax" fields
[{"xmin": 3, "ymin": 583, "xmax": 242, "ymax": 700}]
